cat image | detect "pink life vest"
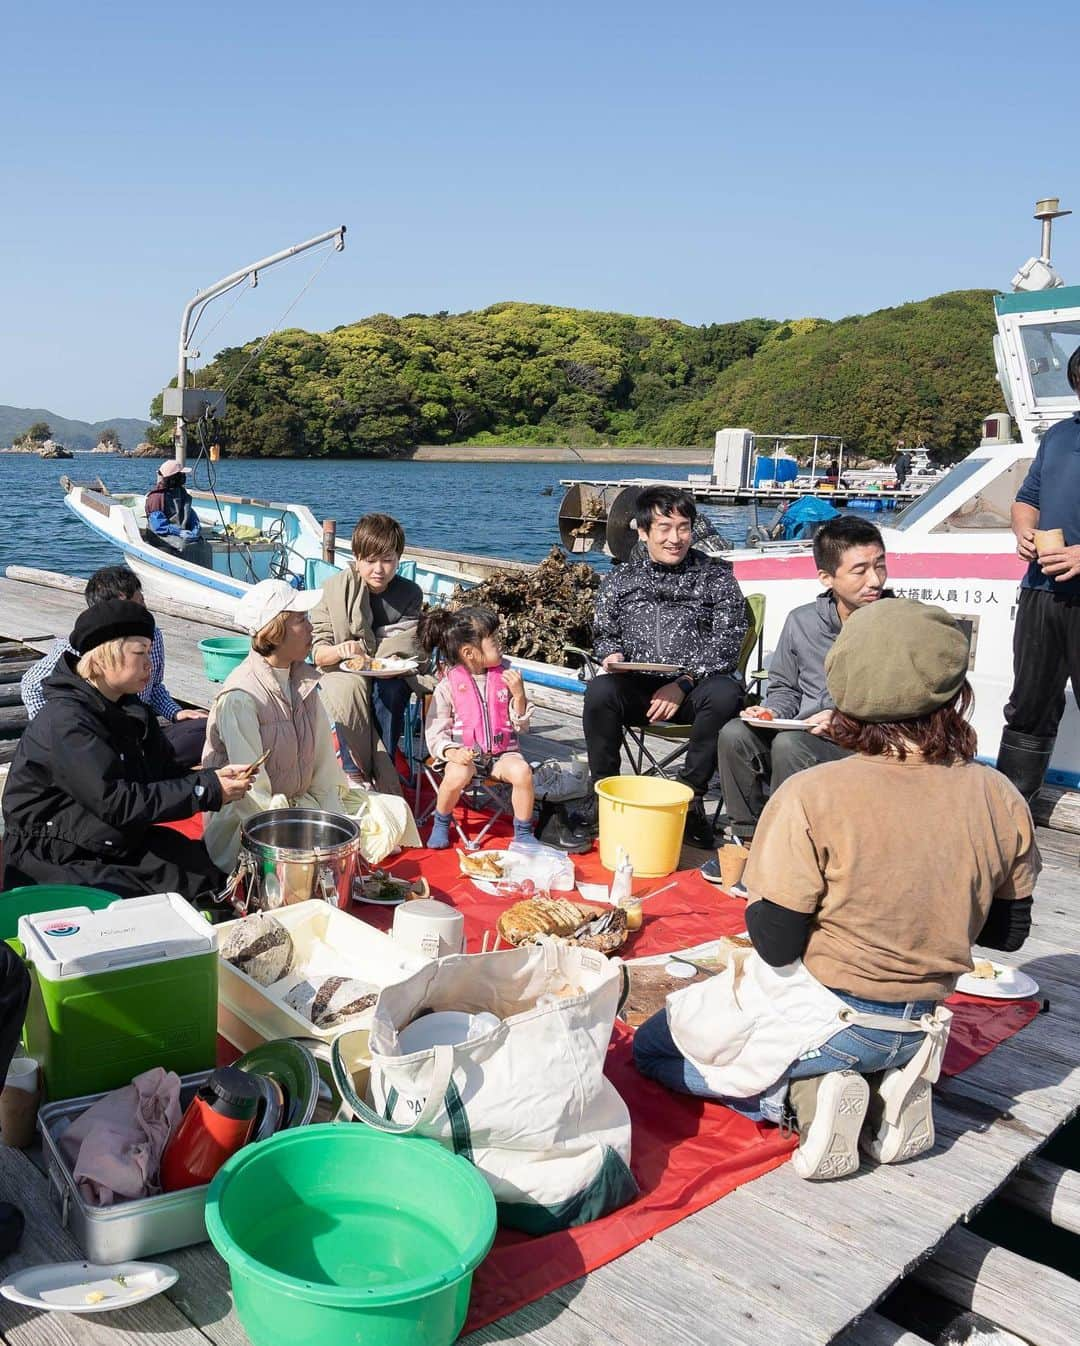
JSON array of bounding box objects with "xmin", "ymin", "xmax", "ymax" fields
[{"xmin": 446, "ymin": 663, "xmax": 518, "ymax": 755}]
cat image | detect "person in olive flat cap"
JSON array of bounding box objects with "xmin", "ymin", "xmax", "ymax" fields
[
  {"xmin": 1, "ymin": 602, "xmax": 254, "ymax": 902},
  {"xmin": 634, "ymin": 598, "xmax": 1040, "ymax": 1183}
]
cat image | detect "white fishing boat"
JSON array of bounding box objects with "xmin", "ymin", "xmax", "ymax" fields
[{"xmin": 62, "ymin": 201, "xmax": 1080, "ymax": 782}]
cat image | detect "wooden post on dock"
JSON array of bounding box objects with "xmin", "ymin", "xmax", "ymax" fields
[{"xmin": 322, "ymin": 519, "xmax": 336, "ymax": 564}]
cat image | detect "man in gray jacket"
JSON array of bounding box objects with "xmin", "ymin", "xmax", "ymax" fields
[{"xmin": 706, "ymin": 517, "xmax": 888, "ymax": 878}]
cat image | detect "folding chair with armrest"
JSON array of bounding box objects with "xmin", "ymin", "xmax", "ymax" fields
[{"xmin": 567, "ymin": 592, "xmax": 767, "ymax": 787}]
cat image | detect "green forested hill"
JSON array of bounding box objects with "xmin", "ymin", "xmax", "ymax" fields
[{"xmin": 155, "ymin": 290, "xmax": 999, "ymax": 462}]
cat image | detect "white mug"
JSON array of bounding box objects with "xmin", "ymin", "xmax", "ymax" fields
[{"xmin": 392, "ymin": 900, "xmax": 466, "ymax": 960}]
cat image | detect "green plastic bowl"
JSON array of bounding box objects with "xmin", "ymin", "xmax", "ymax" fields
[
  {"xmin": 198, "ymin": 635, "xmax": 251, "ymax": 682},
  {"xmin": 0, "ymin": 884, "xmax": 118, "ymax": 944},
  {"xmin": 206, "ymin": 1124, "xmax": 496, "ymax": 1346}
]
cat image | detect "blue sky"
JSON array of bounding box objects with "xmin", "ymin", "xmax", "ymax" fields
[{"xmin": 3, "ymin": 0, "xmax": 1079, "ymax": 421}]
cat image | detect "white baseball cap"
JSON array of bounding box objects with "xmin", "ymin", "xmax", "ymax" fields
[{"xmin": 234, "ymin": 579, "xmax": 322, "ymax": 635}]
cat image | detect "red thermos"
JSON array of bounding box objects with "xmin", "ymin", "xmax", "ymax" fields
[{"xmin": 160, "ymin": 1067, "xmax": 261, "ymax": 1192}]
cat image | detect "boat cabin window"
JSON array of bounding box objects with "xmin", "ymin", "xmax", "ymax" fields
[
  {"xmin": 891, "ymin": 459, "xmax": 985, "ymax": 531},
  {"xmin": 1020, "ymin": 320, "xmax": 1080, "ymax": 406},
  {"xmin": 929, "ymin": 457, "xmax": 1029, "ymax": 533}
]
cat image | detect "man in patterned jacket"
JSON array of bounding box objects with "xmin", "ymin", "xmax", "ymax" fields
[{"xmin": 575, "ymin": 485, "xmax": 748, "ymax": 848}]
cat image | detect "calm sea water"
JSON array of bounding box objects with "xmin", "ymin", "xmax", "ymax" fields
[{"xmin": 0, "ymin": 453, "xmax": 766, "ymax": 577}]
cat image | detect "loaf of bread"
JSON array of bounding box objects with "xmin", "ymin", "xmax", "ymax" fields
[{"xmin": 497, "ymin": 897, "xmax": 589, "ymax": 944}]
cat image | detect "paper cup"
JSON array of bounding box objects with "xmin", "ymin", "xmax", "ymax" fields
[
  {"xmin": 1034, "ymin": 528, "xmax": 1065, "ymax": 556},
  {"xmin": 4, "ymin": 1058, "xmax": 38, "ymax": 1094},
  {"xmin": 717, "ymin": 842, "xmax": 750, "ymax": 889}
]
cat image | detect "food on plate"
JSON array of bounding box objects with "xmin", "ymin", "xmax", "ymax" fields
[
  {"xmin": 342, "ymin": 655, "xmax": 371, "ymax": 672},
  {"xmin": 85, "ymin": 1292, "xmax": 107, "ymax": 1305},
  {"xmin": 458, "ymin": 850, "xmax": 505, "ymax": 880},
  {"xmin": 220, "ymin": 912, "xmax": 294, "ymax": 985},
  {"xmin": 970, "ymin": 959, "xmax": 1000, "ymax": 980},
  {"xmin": 569, "ymin": 906, "xmax": 628, "ymax": 954},
  {"xmin": 285, "ymin": 975, "xmax": 380, "ymax": 1028},
  {"xmin": 497, "ymin": 899, "xmax": 628, "ymax": 953},
  {"xmin": 755, "ymin": 708, "xmax": 776, "ymax": 721},
  {"xmin": 359, "ymin": 872, "xmax": 429, "ymax": 903}
]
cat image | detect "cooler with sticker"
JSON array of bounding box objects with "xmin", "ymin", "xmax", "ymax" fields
[{"xmin": 20, "ymin": 892, "xmax": 218, "ymax": 1101}]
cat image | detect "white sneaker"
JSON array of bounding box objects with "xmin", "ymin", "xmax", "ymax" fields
[
  {"xmin": 789, "ymin": 1071, "xmax": 869, "ymax": 1181},
  {"xmin": 861, "ymin": 1067, "xmax": 935, "ymax": 1164}
]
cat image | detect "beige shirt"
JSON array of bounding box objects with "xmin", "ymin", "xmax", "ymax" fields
[{"xmin": 743, "ymin": 754, "xmax": 1041, "ymax": 1001}]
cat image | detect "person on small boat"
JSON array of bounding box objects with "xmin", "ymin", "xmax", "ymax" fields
[
  {"xmin": 201, "ymin": 579, "xmax": 419, "ymax": 874},
  {"xmin": 20, "ymin": 565, "xmax": 208, "ymax": 768},
  {"xmin": 145, "ymin": 461, "xmax": 211, "ymax": 567},
  {"xmin": 998, "ymin": 344, "xmax": 1080, "ymax": 801},
  {"xmin": 418, "ymin": 605, "xmax": 535, "ymax": 849},
  {"xmin": 705, "ymin": 517, "xmax": 889, "ymax": 878},
  {"xmin": 893, "ymin": 442, "xmax": 911, "ymax": 489},
  {"xmin": 1, "ymin": 600, "xmax": 251, "ymax": 902},
  {"xmin": 310, "ymin": 514, "xmax": 424, "ymax": 796},
  {"xmin": 634, "ymin": 599, "xmax": 1039, "ymax": 1181},
  {"xmin": 573, "ymin": 485, "xmax": 748, "ymax": 849}
]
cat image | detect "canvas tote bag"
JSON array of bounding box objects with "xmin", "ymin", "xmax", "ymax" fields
[{"xmin": 331, "ymin": 938, "xmax": 638, "ymax": 1233}]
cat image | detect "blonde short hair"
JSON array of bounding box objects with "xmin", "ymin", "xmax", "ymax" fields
[
  {"xmin": 76, "ymin": 637, "xmax": 130, "ymax": 681},
  {"xmin": 252, "ymin": 612, "xmax": 289, "ymax": 656}
]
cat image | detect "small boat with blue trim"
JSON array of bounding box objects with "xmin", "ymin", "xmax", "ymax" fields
[{"xmin": 62, "ymin": 200, "xmax": 1080, "ymax": 785}]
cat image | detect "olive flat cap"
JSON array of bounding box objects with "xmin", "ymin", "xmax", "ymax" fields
[{"xmin": 824, "ymin": 598, "xmax": 969, "ymax": 722}]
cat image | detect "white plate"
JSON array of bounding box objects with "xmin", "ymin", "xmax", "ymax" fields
[
  {"xmin": 398, "ymin": 1011, "xmax": 497, "ymax": 1053},
  {"xmin": 1, "ymin": 1261, "xmax": 177, "ymax": 1315},
  {"xmin": 458, "ymin": 850, "xmax": 510, "ymax": 892},
  {"xmin": 739, "ymin": 713, "xmax": 810, "ymax": 731},
  {"xmin": 955, "ymin": 962, "xmax": 1040, "ymax": 1000},
  {"xmin": 341, "ymin": 658, "xmax": 418, "ymax": 679}
]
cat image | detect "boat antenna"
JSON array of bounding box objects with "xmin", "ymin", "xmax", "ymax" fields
[
  {"xmin": 1011, "ymin": 199, "xmax": 1070, "ymax": 292},
  {"xmin": 163, "ymin": 225, "xmax": 346, "ymax": 466}
]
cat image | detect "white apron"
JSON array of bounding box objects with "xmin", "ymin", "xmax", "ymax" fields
[{"xmin": 666, "ymin": 947, "xmax": 952, "ymax": 1102}]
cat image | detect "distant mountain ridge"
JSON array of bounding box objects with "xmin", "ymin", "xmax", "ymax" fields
[{"xmin": 0, "ymin": 406, "xmax": 150, "ymax": 451}]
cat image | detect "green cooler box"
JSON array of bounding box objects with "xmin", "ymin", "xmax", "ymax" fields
[{"xmin": 20, "ymin": 892, "xmax": 218, "ymax": 1101}]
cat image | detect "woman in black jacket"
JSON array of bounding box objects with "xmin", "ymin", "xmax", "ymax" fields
[{"xmin": 1, "ymin": 600, "xmax": 252, "ymax": 903}]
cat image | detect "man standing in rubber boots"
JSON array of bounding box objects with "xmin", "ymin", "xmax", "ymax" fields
[{"xmin": 998, "ymin": 344, "xmax": 1080, "ymax": 801}]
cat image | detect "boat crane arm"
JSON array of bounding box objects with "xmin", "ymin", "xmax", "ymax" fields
[{"xmin": 171, "ymin": 225, "xmax": 347, "ymax": 466}]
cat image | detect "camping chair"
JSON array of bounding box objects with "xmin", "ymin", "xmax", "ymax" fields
[
  {"xmin": 404, "ymin": 692, "xmax": 512, "ymax": 850},
  {"xmin": 568, "ymin": 592, "xmax": 767, "ymax": 789}
]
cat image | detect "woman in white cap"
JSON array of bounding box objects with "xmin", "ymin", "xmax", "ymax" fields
[
  {"xmin": 202, "ymin": 580, "xmax": 419, "ymax": 873},
  {"xmin": 635, "ymin": 599, "xmax": 1039, "ymax": 1181}
]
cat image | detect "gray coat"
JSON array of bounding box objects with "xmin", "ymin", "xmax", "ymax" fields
[{"xmin": 761, "ymin": 593, "xmax": 843, "ymax": 720}]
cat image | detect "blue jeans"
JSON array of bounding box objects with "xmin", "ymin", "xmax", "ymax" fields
[
  {"xmin": 371, "ymin": 677, "xmax": 411, "ymax": 757},
  {"xmin": 632, "ymin": 990, "xmax": 937, "ymax": 1123}
]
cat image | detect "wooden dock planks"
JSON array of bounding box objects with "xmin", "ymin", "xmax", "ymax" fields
[{"xmin": 0, "ymin": 570, "xmax": 1075, "ymax": 1345}]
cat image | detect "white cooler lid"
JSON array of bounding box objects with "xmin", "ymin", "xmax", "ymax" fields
[{"xmin": 19, "ymin": 893, "xmax": 216, "ymax": 981}]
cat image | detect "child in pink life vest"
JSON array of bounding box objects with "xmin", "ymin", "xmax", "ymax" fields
[{"xmin": 419, "ymin": 606, "xmax": 535, "ymax": 849}]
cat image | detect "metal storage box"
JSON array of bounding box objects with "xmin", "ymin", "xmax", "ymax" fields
[{"xmin": 38, "ymin": 1073, "xmax": 212, "ymax": 1261}]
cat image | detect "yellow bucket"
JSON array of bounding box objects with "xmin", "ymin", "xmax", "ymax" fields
[{"xmin": 595, "ymin": 776, "xmax": 694, "ymax": 878}]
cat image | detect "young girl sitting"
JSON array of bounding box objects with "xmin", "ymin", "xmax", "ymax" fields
[{"xmin": 419, "ymin": 606, "xmax": 535, "ymax": 849}]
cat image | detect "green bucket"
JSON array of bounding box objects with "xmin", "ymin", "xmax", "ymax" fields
[
  {"xmin": 206, "ymin": 1124, "xmax": 496, "ymax": 1346},
  {"xmin": 198, "ymin": 635, "xmax": 251, "ymax": 683}
]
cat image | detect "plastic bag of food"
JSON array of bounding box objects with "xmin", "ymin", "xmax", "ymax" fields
[
  {"xmin": 219, "ymin": 913, "xmax": 293, "ymax": 986},
  {"xmin": 285, "ymin": 976, "xmax": 380, "ymax": 1029},
  {"xmin": 501, "ymin": 840, "xmax": 576, "ymax": 893}
]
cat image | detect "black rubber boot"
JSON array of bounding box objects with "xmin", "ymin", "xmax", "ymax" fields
[{"xmin": 995, "ymin": 729, "xmax": 1056, "ymax": 803}]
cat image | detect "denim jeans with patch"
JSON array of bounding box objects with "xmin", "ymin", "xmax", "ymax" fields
[{"xmin": 632, "ymin": 990, "xmax": 938, "ymax": 1124}]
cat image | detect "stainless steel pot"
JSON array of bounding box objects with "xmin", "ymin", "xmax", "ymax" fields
[{"xmin": 239, "ymin": 808, "xmax": 360, "ymax": 910}]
